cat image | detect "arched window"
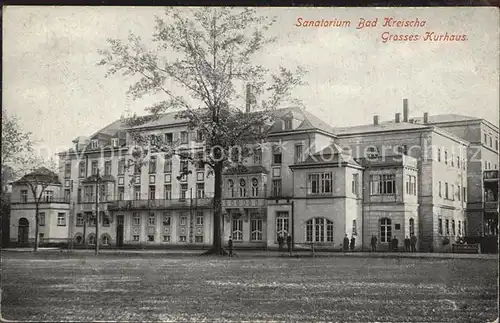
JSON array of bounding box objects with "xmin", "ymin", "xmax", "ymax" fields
[
  {"xmin": 409, "ymin": 218, "xmax": 415, "ymax": 236},
  {"xmin": 306, "ymin": 218, "xmax": 334, "ymax": 242},
  {"xmin": 380, "ymin": 218, "xmax": 392, "ymax": 243},
  {"xmin": 251, "ymin": 178, "xmax": 259, "ymax": 197},
  {"xmin": 239, "ymin": 179, "xmax": 247, "ymax": 197},
  {"xmin": 88, "ymin": 234, "xmax": 96, "ymax": 245},
  {"xmin": 232, "ymin": 215, "xmax": 243, "ymax": 241},
  {"xmin": 352, "ymin": 220, "xmax": 357, "ymax": 236},
  {"xmin": 101, "ymin": 234, "xmax": 111, "ymax": 246},
  {"xmin": 227, "ymin": 180, "xmax": 234, "ymax": 198},
  {"xmin": 74, "ymin": 234, "xmax": 83, "ymax": 244}
]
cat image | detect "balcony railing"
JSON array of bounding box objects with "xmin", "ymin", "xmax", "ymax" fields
[
  {"xmin": 10, "ymin": 197, "xmax": 70, "ymax": 205},
  {"xmin": 108, "ymin": 197, "xmax": 213, "ymax": 211}
]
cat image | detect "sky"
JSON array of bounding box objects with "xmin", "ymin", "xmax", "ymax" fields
[{"xmin": 3, "ymin": 7, "xmax": 499, "ymax": 156}]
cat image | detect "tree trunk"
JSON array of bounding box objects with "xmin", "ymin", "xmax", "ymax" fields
[
  {"xmin": 34, "ymin": 201, "xmax": 39, "ymax": 252},
  {"xmin": 201, "ymin": 162, "xmax": 228, "ymax": 256}
]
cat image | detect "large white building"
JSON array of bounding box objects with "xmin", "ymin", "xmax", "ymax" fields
[{"xmin": 9, "ymin": 100, "xmax": 498, "ymax": 252}]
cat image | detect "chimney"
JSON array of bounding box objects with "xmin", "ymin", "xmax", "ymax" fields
[
  {"xmin": 423, "ymin": 112, "xmax": 429, "ymax": 124},
  {"xmin": 245, "ymin": 84, "xmax": 252, "ymax": 113},
  {"xmin": 395, "ymin": 113, "xmax": 401, "ymax": 123},
  {"xmin": 373, "ymin": 115, "xmax": 379, "ymax": 126},
  {"xmin": 403, "ymin": 98, "xmax": 409, "ymax": 122}
]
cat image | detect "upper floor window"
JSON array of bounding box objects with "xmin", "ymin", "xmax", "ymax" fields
[
  {"xmin": 283, "ymin": 118, "xmax": 293, "ymax": 130},
  {"xmin": 489, "ymin": 137, "xmax": 492, "ymax": 147},
  {"xmin": 444, "ymin": 150, "xmax": 448, "ymax": 165},
  {"xmin": 91, "ymin": 139, "xmax": 98, "ymax": 149},
  {"xmin": 308, "ymin": 172, "xmax": 332, "ymax": 195},
  {"xmin": 352, "ymin": 174, "xmax": 359, "ymax": 196},
  {"xmin": 445, "ymin": 182, "xmax": 449, "ymax": 199},
  {"xmin": 227, "ymin": 179, "xmax": 235, "ymax": 198},
  {"xmin": 148, "ymin": 213, "xmax": 156, "ymax": 226},
  {"xmin": 104, "ymin": 161, "xmax": 112, "ymax": 176},
  {"xmin": 406, "ymin": 175, "xmax": 417, "ymax": 195},
  {"xmin": 196, "ymin": 130, "xmax": 204, "ymax": 141},
  {"xmin": 65, "ymin": 163, "xmax": 71, "ymax": 179},
  {"xmin": 149, "ymin": 156, "xmax": 157, "ymax": 173},
  {"xmin": 164, "ymin": 155, "xmax": 172, "ymax": 173},
  {"xmin": 111, "ymin": 138, "xmax": 119, "ymax": 148},
  {"xmin": 164, "ymin": 133, "xmax": 173, "ymax": 144},
  {"xmin": 272, "ymin": 146, "xmax": 282, "ymax": 164},
  {"xmin": 370, "ymin": 174, "xmax": 395, "ymax": 195},
  {"xmin": 396, "ymin": 145, "xmax": 408, "ymax": 155},
  {"xmin": 91, "ymin": 160, "xmax": 98, "ymax": 175},
  {"xmin": 496, "ymin": 140, "xmax": 498, "ymax": 151},
  {"xmin": 251, "ymin": 178, "xmax": 259, "ymax": 197},
  {"xmin": 253, "ymin": 148, "xmax": 262, "ymax": 165},
  {"xmin": 42, "ymin": 190, "xmax": 54, "ymax": 202},
  {"xmin": 239, "ymin": 179, "xmax": 247, "ymax": 197},
  {"xmin": 79, "ymin": 161, "xmax": 86, "ymax": 178},
  {"xmin": 294, "ymin": 144, "xmax": 303, "ymax": 163},
  {"xmin": 367, "ymin": 146, "xmax": 378, "ymax": 159},
  {"xmin": 180, "ymin": 131, "xmax": 188, "ymax": 144},
  {"xmin": 118, "ymin": 159, "xmax": 125, "ymax": 175},
  {"xmin": 21, "ymin": 190, "xmax": 28, "ymax": 203},
  {"xmin": 484, "ymin": 133, "xmax": 487, "ymax": 144},
  {"xmin": 451, "ymin": 154, "xmax": 454, "ymax": 167},
  {"xmin": 457, "ymin": 156, "xmax": 460, "ymax": 169},
  {"xmin": 437, "ymin": 148, "xmax": 441, "ymax": 162}
]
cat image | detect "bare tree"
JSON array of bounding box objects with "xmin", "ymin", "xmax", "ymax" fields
[
  {"xmin": 13, "ymin": 156, "xmax": 59, "ymax": 251},
  {"xmin": 98, "ymin": 7, "xmax": 306, "ymax": 255}
]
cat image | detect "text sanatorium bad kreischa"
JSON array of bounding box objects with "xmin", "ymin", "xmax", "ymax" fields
[{"xmin": 295, "ymin": 17, "xmax": 468, "ymax": 43}]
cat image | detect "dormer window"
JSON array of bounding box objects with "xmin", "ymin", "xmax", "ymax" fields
[
  {"xmin": 283, "ymin": 118, "xmax": 293, "ymax": 131},
  {"xmin": 112, "ymin": 138, "xmax": 119, "ymax": 148},
  {"xmin": 91, "ymin": 139, "xmax": 98, "ymax": 149},
  {"xmin": 74, "ymin": 142, "xmax": 79, "ymax": 151}
]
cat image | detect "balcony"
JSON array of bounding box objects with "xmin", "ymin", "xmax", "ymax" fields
[
  {"xmin": 108, "ymin": 197, "xmax": 213, "ymax": 211},
  {"xmin": 10, "ymin": 197, "xmax": 70, "ymax": 205},
  {"xmin": 484, "ymin": 170, "xmax": 499, "ymax": 181}
]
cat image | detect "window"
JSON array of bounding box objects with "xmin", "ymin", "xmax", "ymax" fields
[
  {"xmin": 148, "ymin": 213, "xmax": 156, "ymax": 226},
  {"xmin": 21, "ymin": 190, "xmax": 28, "ymax": 203},
  {"xmin": 79, "ymin": 161, "xmax": 86, "ymax": 177},
  {"xmin": 102, "ymin": 212, "xmax": 110, "ymax": 226},
  {"xmin": 134, "ymin": 163, "xmax": 141, "ymax": 175},
  {"xmin": 294, "ymin": 144, "xmax": 303, "ymax": 163},
  {"xmin": 367, "ymin": 146, "xmax": 378, "ymax": 159},
  {"xmin": 452, "ymin": 220, "xmax": 456, "ymax": 235},
  {"xmin": 91, "ymin": 139, "xmax": 98, "ymax": 149},
  {"xmin": 251, "ymin": 218, "xmax": 263, "ymax": 241},
  {"xmin": 352, "ymin": 174, "xmax": 359, "ymax": 195},
  {"xmin": 444, "ymin": 150, "xmax": 448, "ymax": 165},
  {"xmin": 180, "ymin": 184, "xmax": 188, "ymax": 200},
  {"xmin": 195, "ymin": 236, "xmax": 204, "ymax": 243},
  {"xmin": 42, "ymin": 190, "xmax": 54, "ymax": 202},
  {"xmin": 196, "ymin": 130, "xmax": 204, "ymax": 141},
  {"xmin": 163, "ymin": 235, "xmax": 171, "ymax": 242},
  {"xmin": 77, "ymin": 188, "xmax": 82, "ymax": 203},
  {"xmin": 437, "ymin": 148, "xmax": 441, "ymax": 162},
  {"xmin": 457, "ymin": 157, "xmax": 460, "ymax": 169},
  {"xmin": 305, "ymin": 218, "xmax": 334, "ymax": 242},
  {"xmin": 227, "ymin": 180, "xmax": 235, "ymax": 198},
  {"xmin": 100, "ymin": 184, "xmax": 108, "ymax": 202},
  {"xmin": 39, "ymin": 233, "xmax": 44, "ymax": 242},
  {"xmin": 180, "ymin": 215, "xmax": 187, "ymax": 226},
  {"xmin": 65, "ymin": 163, "xmax": 71, "ymax": 178},
  {"xmin": 438, "ymin": 218, "xmax": 443, "ymax": 235},
  {"xmin": 272, "ymin": 179, "xmax": 282, "ymax": 197},
  {"xmin": 445, "ymin": 182, "xmax": 449, "ymax": 199},
  {"xmin": 239, "ymin": 179, "xmax": 247, "ymax": 197},
  {"xmin": 57, "ymin": 213, "xmax": 66, "ymax": 226},
  {"xmin": 451, "ymin": 154, "xmax": 454, "ymax": 167},
  {"xmin": 251, "ymin": 178, "xmax": 259, "ymax": 197},
  {"xmin": 196, "ymin": 183, "xmax": 205, "ymax": 198},
  {"xmin": 409, "ymin": 218, "xmax": 415, "ymax": 236},
  {"xmin": 445, "ymin": 219, "xmax": 450, "ymax": 235},
  {"xmin": 180, "ymin": 159, "xmax": 189, "ymax": 173},
  {"xmin": 165, "ymin": 133, "xmax": 173, "ymax": 144},
  {"xmin": 232, "ymin": 216, "xmax": 243, "ymax": 241},
  {"xmin": 438, "ymin": 181, "xmax": 442, "ymax": 197},
  {"xmin": 91, "ymin": 160, "xmax": 98, "ymax": 175},
  {"xmin": 163, "ymin": 212, "xmax": 171, "ymax": 226},
  {"xmin": 180, "ymin": 131, "xmax": 188, "ymax": 144},
  {"xmin": 118, "ymin": 159, "xmax": 125, "ymax": 175},
  {"xmin": 134, "ymin": 186, "xmax": 141, "ymax": 200},
  {"xmin": 102, "ymin": 235, "xmax": 110, "ymax": 246},
  {"xmin": 283, "ymin": 118, "xmax": 293, "ymax": 130},
  {"xmin": 89, "ymin": 213, "xmax": 96, "ymax": 226},
  {"xmin": 118, "ymin": 187, "xmax": 125, "ymax": 201},
  {"xmin": 179, "ymin": 236, "xmax": 187, "ymax": 242},
  {"xmin": 89, "ymin": 234, "xmax": 96, "ymax": 245},
  {"xmin": 463, "ymin": 221, "xmax": 466, "ymax": 235},
  {"xmin": 164, "ymin": 156, "xmax": 172, "ymax": 173},
  {"xmin": 253, "ymin": 148, "xmax": 262, "ymax": 165},
  {"xmin": 370, "ymin": 175, "xmax": 395, "ymax": 195},
  {"xmin": 196, "ymin": 152, "xmax": 204, "ymax": 170},
  {"xmin": 112, "ymin": 138, "xmax": 119, "ymax": 148},
  {"xmin": 164, "ymin": 184, "xmax": 172, "ymax": 200},
  {"xmin": 273, "ymin": 146, "xmax": 282, "ymax": 164},
  {"xmin": 458, "ymin": 221, "xmax": 461, "ymax": 236},
  {"xmin": 196, "ymin": 213, "xmax": 204, "ymax": 226},
  {"xmin": 149, "ymin": 156, "xmax": 157, "ymax": 173},
  {"xmin": 496, "ymin": 140, "xmax": 498, "ymax": 151},
  {"xmin": 76, "ymin": 213, "xmax": 84, "ymax": 226},
  {"xmin": 133, "ymin": 235, "xmax": 139, "ymax": 241},
  {"xmin": 396, "ymin": 145, "xmax": 408, "ymax": 155},
  {"xmin": 380, "ymin": 218, "xmax": 392, "ymax": 243},
  {"xmin": 308, "ymin": 172, "xmax": 332, "ymax": 194},
  {"xmin": 38, "ymin": 212, "xmax": 45, "ymax": 226},
  {"xmin": 276, "ymin": 212, "xmax": 289, "ymax": 240},
  {"xmin": 451, "ymin": 184, "xmax": 455, "ymax": 201},
  {"xmin": 406, "ymin": 175, "xmax": 417, "ymax": 195},
  {"xmin": 489, "ymin": 137, "xmax": 492, "ymax": 147},
  {"xmin": 484, "ymin": 133, "xmax": 487, "ymax": 144},
  {"xmin": 149, "ymin": 185, "xmax": 156, "ymax": 200},
  {"xmin": 133, "ymin": 212, "xmax": 140, "ymax": 225},
  {"xmin": 104, "ymin": 161, "xmax": 112, "ymax": 176},
  {"xmin": 457, "ymin": 185, "xmax": 461, "ymax": 201}
]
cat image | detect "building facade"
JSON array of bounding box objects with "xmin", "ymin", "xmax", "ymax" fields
[{"xmin": 9, "ymin": 102, "xmax": 498, "ymax": 252}]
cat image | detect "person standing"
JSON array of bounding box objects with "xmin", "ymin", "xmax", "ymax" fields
[
  {"xmin": 410, "ymin": 234, "xmax": 417, "ymax": 252},
  {"xmin": 228, "ymin": 236, "xmax": 233, "ymax": 257},
  {"xmin": 392, "ymin": 236, "xmax": 399, "ymax": 252},
  {"xmin": 286, "ymin": 233, "xmax": 292, "ymax": 256},
  {"xmin": 278, "ymin": 233, "xmax": 284, "ymax": 254},
  {"xmin": 343, "ymin": 234, "xmax": 349, "ymax": 252},
  {"xmin": 350, "ymin": 236, "xmax": 356, "ymax": 251},
  {"xmin": 370, "ymin": 235, "xmax": 377, "ymax": 252},
  {"xmin": 404, "ymin": 236, "xmax": 410, "ymax": 252}
]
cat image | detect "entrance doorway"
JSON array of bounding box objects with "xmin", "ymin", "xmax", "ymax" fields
[
  {"xmin": 116, "ymin": 215, "xmax": 124, "ymax": 247},
  {"xmin": 18, "ymin": 218, "xmax": 29, "ymax": 244}
]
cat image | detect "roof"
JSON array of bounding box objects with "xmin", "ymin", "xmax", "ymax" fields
[
  {"xmin": 223, "ymin": 165, "xmax": 269, "ymax": 175},
  {"xmin": 14, "ymin": 167, "xmax": 61, "ymax": 185},
  {"xmin": 90, "ymin": 119, "xmax": 129, "ymax": 139},
  {"xmin": 333, "ymin": 122, "xmax": 431, "ymax": 136},
  {"xmin": 269, "ymin": 107, "xmax": 335, "ymax": 134},
  {"xmin": 410, "ymin": 114, "xmax": 481, "ymax": 124}
]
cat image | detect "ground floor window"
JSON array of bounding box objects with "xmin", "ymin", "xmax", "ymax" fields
[
  {"xmin": 101, "ymin": 234, "xmax": 110, "ymax": 246},
  {"xmin": 75, "ymin": 234, "xmax": 83, "ymax": 244},
  {"xmin": 232, "ymin": 217, "xmax": 243, "ymax": 241},
  {"xmin": 148, "ymin": 235, "xmax": 155, "ymax": 242},
  {"xmin": 88, "ymin": 234, "xmax": 96, "ymax": 245},
  {"xmin": 179, "ymin": 236, "xmax": 187, "ymax": 242},
  {"xmin": 163, "ymin": 235, "xmax": 170, "ymax": 242},
  {"xmin": 133, "ymin": 235, "xmax": 139, "ymax": 241},
  {"xmin": 276, "ymin": 212, "xmax": 289, "ymax": 241},
  {"xmin": 409, "ymin": 218, "xmax": 415, "ymax": 236},
  {"xmin": 305, "ymin": 218, "xmax": 334, "ymax": 242},
  {"xmin": 251, "ymin": 218, "xmax": 263, "ymax": 241},
  {"xmin": 195, "ymin": 236, "xmax": 204, "ymax": 243},
  {"xmin": 380, "ymin": 218, "xmax": 392, "ymax": 243}
]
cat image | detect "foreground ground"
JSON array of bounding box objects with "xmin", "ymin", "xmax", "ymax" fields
[{"xmin": 1, "ymin": 251, "xmax": 497, "ymax": 322}]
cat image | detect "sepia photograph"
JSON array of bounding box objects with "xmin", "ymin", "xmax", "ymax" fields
[{"xmin": 1, "ymin": 6, "xmax": 498, "ymax": 322}]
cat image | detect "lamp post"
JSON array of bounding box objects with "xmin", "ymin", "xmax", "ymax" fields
[{"xmin": 95, "ymin": 169, "xmax": 101, "ymax": 255}]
